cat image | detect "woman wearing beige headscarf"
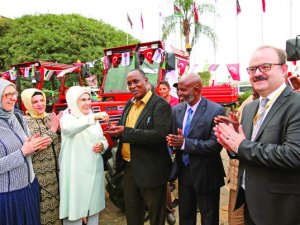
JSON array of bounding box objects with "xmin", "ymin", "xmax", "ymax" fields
[{"xmin": 21, "ymin": 88, "xmax": 62, "ymax": 225}]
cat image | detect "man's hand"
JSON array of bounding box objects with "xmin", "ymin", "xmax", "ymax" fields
[
  {"xmin": 104, "ymin": 125, "xmax": 125, "ymax": 137},
  {"xmin": 166, "ymin": 128, "xmax": 185, "ymax": 149},
  {"xmin": 214, "ymin": 123, "xmax": 246, "ymax": 153},
  {"xmin": 214, "ymin": 112, "xmax": 239, "ymax": 132}
]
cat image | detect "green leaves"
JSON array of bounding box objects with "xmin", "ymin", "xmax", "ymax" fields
[
  {"xmin": 0, "ymin": 14, "xmax": 138, "ymax": 80},
  {"xmin": 162, "ymin": 1, "xmax": 217, "ymax": 50}
]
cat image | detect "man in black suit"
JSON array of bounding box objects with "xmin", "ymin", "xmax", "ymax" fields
[
  {"xmin": 215, "ymin": 45, "xmax": 300, "ymax": 225},
  {"xmin": 167, "ymin": 73, "xmax": 225, "ymax": 225},
  {"xmin": 105, "ymin": 69, "xmax": 172, "ymax": 225}
]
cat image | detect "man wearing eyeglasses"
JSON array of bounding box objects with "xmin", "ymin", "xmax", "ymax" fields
[{"xmin": 214, "ymin": 45, "xmax": 300, "ymax": 225}]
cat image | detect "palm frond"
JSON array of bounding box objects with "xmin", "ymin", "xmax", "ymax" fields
[
  {"xmin": 192, "ymin": 23, "xmax": 218, "ymax": 49},
  {"xmin": 162, "ymin": 15, "xmax": 179, "ymax": 41}
]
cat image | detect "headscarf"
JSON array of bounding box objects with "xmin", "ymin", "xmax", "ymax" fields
[
  {"xmin": 21, "ymin": 88, "xmax": 47, "ymax": 118},
  {"xmin": 66, "ymin": 86, "xmax": 91, "ymax": 117},
  {"xmin": 0, "ymin": 78, "xmax": 16, "ymax": 119}
]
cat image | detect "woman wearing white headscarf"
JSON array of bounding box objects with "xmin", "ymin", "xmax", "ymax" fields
[
  {"xmin": 59, "ymin": 86, "xmax": 109, "ymax": 225},
  {"xmin": 0, "ymin": 79, "xmax": 51, "ymax": 225},
  {"xmin": 21, "ymin": 88, "xmax": 62, "ymax": 225}
]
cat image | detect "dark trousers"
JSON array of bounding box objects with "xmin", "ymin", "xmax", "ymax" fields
[
  {"xmin": 178, "ymin": 165, "xmax": 220, "ymax": 225},
  {"xmin": 123, "ymin": 162, "xmax": 166, "ymax": 225},
  {"xmin": 244, "ymin": 203, "xmax": 256, "ymax": 225}
]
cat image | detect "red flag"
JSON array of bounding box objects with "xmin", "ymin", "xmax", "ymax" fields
[
  {"xmin": 236, "ymin": 0, "xmax": 241, "ymax": 15},
  {"xmin": 177, "ymin": 59, "xmax": 189, "ymax": 76},
  {"xmin": 112, "ymin": 54, "xmax": 121, "ymax": 68},
  {"xmin": 227, "ymin": 64, "xmax": 240, "ymax": 81},
  {"xmin": 141, "ymin": 13, "xmax": 144, "ymax": 29},
  {"xmin": 127, "ymin": 13, "xmax": 133, "ymax": 29},
  {"xmin": 193, "ymin": 2, "xmax": 199, "ymax": 23},
  {"xmin": 262, "ymin": 0, "xmax": 266, "ymax": 12},
  {"xmin": 143, "ymin": 49, "xmax": 154, "ymax": 64},
  {"xmin": 174, "ymin": 4, "xmax": 183, "ymax": 17}
]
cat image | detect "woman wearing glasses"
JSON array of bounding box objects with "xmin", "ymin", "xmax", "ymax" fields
[
  {"xmin": 0, "ymin": 79, "xmax": 51, "ymax": 225},
  {"xmin": 59, "ymin": 86, "xmax": 109, "ymax": 225},
  {"xmin": 21, "ymin": 88, "xmax": 62, "ymax": 225}
]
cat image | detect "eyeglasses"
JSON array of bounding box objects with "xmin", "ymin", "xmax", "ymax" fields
[
  {"xmin": 3, "ymin": 91, "xmax": 18, "ymax": 99},
  {"xmin": 246, "ymin": 63, "xmax": 283, "ymax": 75}
]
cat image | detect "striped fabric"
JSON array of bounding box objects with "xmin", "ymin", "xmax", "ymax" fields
[{"xmin": 0, "ymin": 112, "xmax": 35, "ymax": 192}]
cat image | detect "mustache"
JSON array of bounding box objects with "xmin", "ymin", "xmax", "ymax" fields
[{"xmin": 253, "ymin": 75, "xmax": 268, "ymax": 82}]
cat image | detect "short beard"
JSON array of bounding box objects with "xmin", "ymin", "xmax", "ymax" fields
[{"xmin": 186, "ymin": 95, "xmax": 194, "ymax": 104}]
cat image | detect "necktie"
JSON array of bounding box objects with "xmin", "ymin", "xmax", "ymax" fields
[
  {"xmin": 182, "ymin": 108, "xmax": 193, "ymax": 166},
  {"xmin": 251, "ymin": 98, "xmax": 269, "ymax": 141}
]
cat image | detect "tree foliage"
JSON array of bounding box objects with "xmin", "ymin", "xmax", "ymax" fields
[
  {"xmin": 162, "ymin": 0, "xmax": 217, "ymax": 49},
  {"xmin": 0, "ymin": 14, "xmax": 138, "ymax": 77},
  {"xmin": 198, "ymin": 71, "xmax": 211, "ymax": 86}
]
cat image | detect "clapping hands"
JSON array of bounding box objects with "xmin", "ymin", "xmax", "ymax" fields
[
  {"xmin": 50, "ymin": 111, "xmax": 63, "ymax": 133},
  {"xmin": 21, "ymin": 133, "xmax": 52, "ymax": 156}
]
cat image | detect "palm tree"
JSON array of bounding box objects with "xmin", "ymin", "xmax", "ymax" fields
[{"xmin": 162, "ymin": 0, "xmax": 217, "ymax": 51}]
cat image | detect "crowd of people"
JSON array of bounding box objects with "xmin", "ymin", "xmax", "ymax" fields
[{"xmin": 1, "ymin": 44, "xmax": 300, "ymax": 225}]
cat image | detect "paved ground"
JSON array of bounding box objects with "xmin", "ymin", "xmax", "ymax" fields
[{"xmin": 100, "ymin": 149, "xmax": 230, "ymax": 225}]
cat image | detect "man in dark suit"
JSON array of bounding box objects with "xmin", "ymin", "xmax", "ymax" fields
[
  {"xmin": 105, "ymin": 69, "xmax": 172, "ymax": 225},
  {"xmin": 167, "ymin": 73, "xmax": 225, "ymax": 225},
  {"xmin": 215, "ymin": 45, "xmax": 300, "ymax": 225}
]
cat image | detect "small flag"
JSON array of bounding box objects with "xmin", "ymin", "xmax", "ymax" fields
[
  {"xmin": 161, "ymin": 60, "xmax": 166, "ymax": 70},
  {"xmin": 121, "ymin": 52, "xmax": 130, "ymax": 66},
  {"xmin": 9, "ymin": 68, "xmax": 17, "ymax": 80},
  {"xmin": 227, "ymin": 64, "xmax": 240, "ymax": 81},
  {"xmin": 85, "ymin": 75, "xmax": 98, "ymax": 87},
  {"xmin": 144, "ymin": 49, "xmax": 154, "ymax": 64},
  {"xmin": 127, "ymin": 13, "xmax": 133, "ymax": 29},
  {"xmin": 177, "ymin": 59, "xmax": 189, "ymax": 76},
  {"xmin": 31, "ymin": 65, "xmax": 35, "ymax": 77},
  {"xmin": 193, "ymin": 2, "xmax": 199, "ymax": 23},
  {"xmin": 236, "ymin": 0, "xmax": 241, "ymax": 15},
  {"xmin": 24, "ymin": 67, "xmax": 30, "ymax": 78},
  {"xmin": 141, "ymin": 13, "xmax": 144, "ymax": 30},
  {"xmin": 152, "ymin": 48, "xmax": 163, "ymax": 63},
  {"xmin": 208, "ymin": 64, "xmax": 220, "ymax": 71},
  {"xmin": 174, "ymin": 4, "xmax": 183, "ymax": 17},
  {"xmin": 57, "ymin": 67, "xmax": 78, "ymax": 78},
  {"xmin": 112, "ymin": 54, "xmax": 121, "ymax": 68},
  {"xmin": 159, "ymin": 11, "xmax": 163, "ymax": 22},
  {"xmin": 262, "ymin": 0, "xmax": 266, "ymax": 12},
  {"xmin": 44, "ymin": 68, "xmax": 54, "ymax": 81},
  {"xmin": 101, "ymin": 56, "xmax": 110, "ymax": 70}
]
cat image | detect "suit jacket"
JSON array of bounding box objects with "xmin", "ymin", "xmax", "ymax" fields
[
  {"xmin": 237, "ymin": 86, "xmax": 300, "ymax": 225},
  {"xmin": 115, "ymin": 93, "xmax": 172, "ymax": 188},
  {"xmin": 171, "ymin": 97, "xmax": 225, "ymax": 194}
]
